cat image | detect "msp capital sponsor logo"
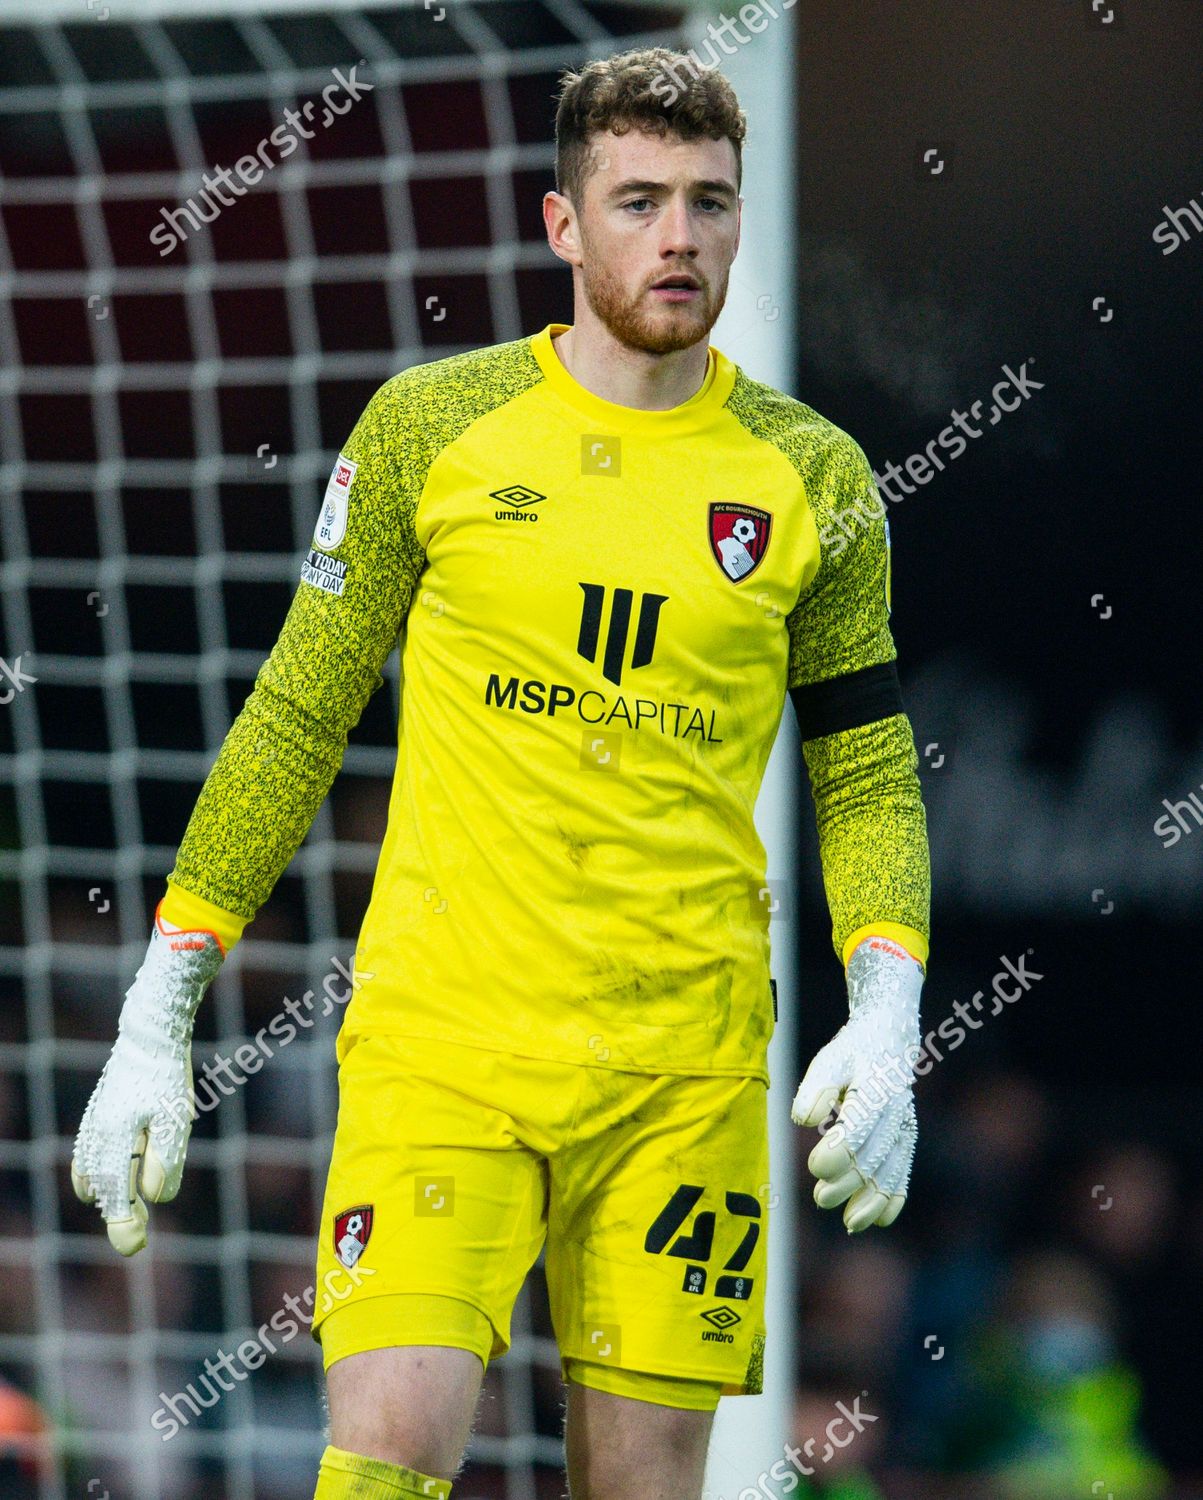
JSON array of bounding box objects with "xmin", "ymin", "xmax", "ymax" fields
[
  {"xmin": 484, "ymin": 675, "xmax": 721, "ymax": 743},
  {"xmin": 484, "ymin": 580, "xmax": 721, "ymax": 741},
  {"xmin": 334, "ymin": 1204, "xmax": 373, "ymax": 1268},
  {"xmin": 491, "ymin": 482, "xmax": 546, "ymax": 521},
  {"xmin": 577, "ymin": 582, "xmax": 665, "ymax": 686},
  {"xmin": 709, "ymin": 503, "xmax": 772, "ymax": 582}
]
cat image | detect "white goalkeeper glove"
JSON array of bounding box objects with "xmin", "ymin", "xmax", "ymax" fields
[
  {"xmin": 71, "ymin": 907, "xmax": 224, "ymax": 1256},
  {"xmin": 791, "ymin": 936, "xmax": 923, "ymax": 1233}
]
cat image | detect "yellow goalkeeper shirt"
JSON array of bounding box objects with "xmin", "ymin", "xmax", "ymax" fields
[{"xmin": 165, "ymin": 323, "xmax": 929, "ymax": 1080}]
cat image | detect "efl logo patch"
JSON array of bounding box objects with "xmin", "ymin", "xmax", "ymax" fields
[
  {"xmin": 709, "ymin": 503, "xmax": 772, "ymax": 582},
  {"xmin": 313, "ymin": 453, "xmax": 357, "ymax": 551},
  {"xmin": 301, "ymin": 548, "xmax": 347, "ymax": 597},
  {"xmin": 334, "ymin": 1204, "xmax": 373, "ymax": 1268}
]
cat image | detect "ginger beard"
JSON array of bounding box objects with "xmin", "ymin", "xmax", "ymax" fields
[{"xmin": 575, "ymin": 216, "xmax": 732, "ymax": 356}]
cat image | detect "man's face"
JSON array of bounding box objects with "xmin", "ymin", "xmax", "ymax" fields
[{"xmin": 561, "ymin": 127, "xmax": 742, "ymax": 355}]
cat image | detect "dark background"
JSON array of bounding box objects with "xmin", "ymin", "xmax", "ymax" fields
[{"xmin": 788, "ymin": 2, "xmax": 1203, "ymax": 1493}]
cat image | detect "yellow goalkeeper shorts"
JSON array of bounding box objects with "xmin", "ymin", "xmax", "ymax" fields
[{"xmin": 311, "ymin": 1032, "xmax": 768, "ymax": 1400}]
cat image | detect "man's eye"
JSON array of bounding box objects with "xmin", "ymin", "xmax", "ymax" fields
[{"xmin": 623, "ymin": 197, "xmax": 726, "ymax": 213}]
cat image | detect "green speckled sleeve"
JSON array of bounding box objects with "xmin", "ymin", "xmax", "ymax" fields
[
  {"xmin": 802, "ymin": 716, "xmax": 930, "ymax": 959},
  {"xmin": 168, "ymin": 372, "xmax": 427, "ymax": 918},
  {"xmin": 786, "ymin": 433, "xmax": 929, "ymax": 957},
  {"xmin": 729, "ymin": 395, "xmax": 930, "ymax": 961},
  {"xmin": 783, "ymin": 432, "xmax": 893, "ymax": 689},
  {"xmin": 167, "ymin": 332, "xmax": 547, "ymax": 923}
]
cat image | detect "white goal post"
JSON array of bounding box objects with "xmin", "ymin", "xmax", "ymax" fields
[{"xmin": 675, "ymin": 4, "xmax": 802, "ymax": 1495}]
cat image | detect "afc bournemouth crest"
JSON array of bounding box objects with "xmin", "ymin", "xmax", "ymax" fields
[
  {"xmin": 709, "ymin": 503, "xmax": 772, "ymax": 582},
  {"xmin": 334, "ymin": 1205, "xmax": 373, "ymax": 1268}
]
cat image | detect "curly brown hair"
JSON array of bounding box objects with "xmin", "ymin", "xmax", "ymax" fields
[{"xmin": 554, "ymin": 47, "xmax": 747, "ymax": 209}]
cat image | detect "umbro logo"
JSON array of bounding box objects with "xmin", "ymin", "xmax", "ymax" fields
[
  {"xmin": 491, "ymin": 483, "xmax": 544, "ymax": 507},
  {"xmin": 700, "ymin": 1304, "xmax": 740, "ymax": 1344},
  {"xmin": 492, "ymin": 483, "xmax": 545, "ymax": 522}
]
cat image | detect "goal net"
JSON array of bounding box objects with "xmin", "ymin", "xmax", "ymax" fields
[{"xmin": 0, "ymin": 3, "xmax": 797, "ymax": 1497}]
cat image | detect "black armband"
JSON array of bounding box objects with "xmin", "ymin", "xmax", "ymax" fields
[{"xmin": 789, "ymin": 660, "xmax": 904, "ymax": 741}]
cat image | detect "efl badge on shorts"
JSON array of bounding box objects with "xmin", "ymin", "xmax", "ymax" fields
[
  {"xmin": 334, "ymin": 1204, "xmax": 373, "ymax": 1268},
  {"xmin": 710, "ymin": 503, "xmax": 772, "ymax": 582}
]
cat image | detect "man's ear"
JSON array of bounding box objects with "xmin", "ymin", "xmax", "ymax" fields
[{"xmin": 544, "ymin": 190, "xmax": 582, "ymax": 268}]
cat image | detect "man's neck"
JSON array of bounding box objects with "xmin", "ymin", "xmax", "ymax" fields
[{"xmin": 552, "ymin": 321, "xmax": 710, "ymax": 412}]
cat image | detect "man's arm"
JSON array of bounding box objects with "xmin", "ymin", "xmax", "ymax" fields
[
  {"xmin": 786, "ymin": 433, "xmax": 929, "ymax": 962},
  {"xmin": 161, "ymin": 373, "xmax": 428, "ymax": 946},
  {"xmin": 71, "ymin": 373, "xmax": 428, "ymax": 1253},
  {"xmin": 785, "ymin": 432, "xmax": 930, "ymax": 1232},
  {"xmin": 798, "ymin": 716, "xmax": 929, "ymax": 965}
]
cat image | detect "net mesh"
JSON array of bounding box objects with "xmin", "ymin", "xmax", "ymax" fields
[{"xmin": 0, "ymin": 4, "xmax": 693, "ymax": 1496}]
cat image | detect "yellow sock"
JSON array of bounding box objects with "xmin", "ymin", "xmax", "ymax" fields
[{"xmin": 314, "ymin": 1443, "xmax": 451, "ymax": 1499}]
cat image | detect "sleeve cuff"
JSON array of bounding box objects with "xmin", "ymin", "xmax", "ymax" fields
[
  {"xmin": 161, "ymin": 878, "xmax": 250, "ymax": 954},
  {"xmin": 841, "ymin": 920, "xmax": 928, "ymax": 970}
]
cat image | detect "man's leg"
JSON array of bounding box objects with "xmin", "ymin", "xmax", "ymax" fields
[
  {"xmin": 563, "ymin": 1380, "xmax": 715, "ymax": 1500},
  {"xmin": 325, "ymin": 1344, "xmax": 484, "ymax": 1480},
  {"xmin": 310, "ymin": 1036, "xmax": 551, "ymax": 1496},
  {"xmin": 547, "ymin": 1067, "xmax": 770, "ymax": 1500}
]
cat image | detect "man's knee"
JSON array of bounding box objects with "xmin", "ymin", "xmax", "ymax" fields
[
  {"xmin": 564, "ymin": 1376, "xmax": 716, "ymax": 1499},
  {"xmin": 325, "ymin": 1343, "xmax": 485, "ymax": 1478}
]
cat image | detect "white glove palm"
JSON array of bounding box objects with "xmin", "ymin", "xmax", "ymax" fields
[
  {"xmin": 791, "ymin": 937, "xmax": 923, "ymax": 1232},
  {"xmin": 71, "ymin": 910, "xmax": 224, "ymax": 1256}
]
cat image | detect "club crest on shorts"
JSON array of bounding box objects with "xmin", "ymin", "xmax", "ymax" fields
[
  {"xmin": 334, "ymin": 1204, "xmax": 373, "ymax": 1268},
  {"xmin": 709, "ymin": 503, "xmax": 772, "ymax": 582}
]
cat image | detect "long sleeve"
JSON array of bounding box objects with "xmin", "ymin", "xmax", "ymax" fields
[
  {"xmin": 784, "ymin": 433, "xmax": 930, "ymax": 964},
  {"xmin": 802, "ymin": 717, "xmax": 929, "ymax": 964},
  {"xmin": 165, "ymin": 374, "xmax": 428, "ymax": 928}
]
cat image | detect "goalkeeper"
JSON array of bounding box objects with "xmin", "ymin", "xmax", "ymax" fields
[{"xmin": 71, "ymin": 46, "xmax": 929, "ymax": 1500}]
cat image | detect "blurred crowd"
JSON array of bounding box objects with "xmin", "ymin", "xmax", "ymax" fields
[{"xmin": 783, "ymin": 1067, "xmax": 1201, "ymax": 1499}]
